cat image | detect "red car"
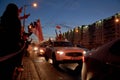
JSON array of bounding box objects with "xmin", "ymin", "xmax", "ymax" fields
[{"xmin": 81, "ymin": 38, "xmax": 120, "ymax": 80}]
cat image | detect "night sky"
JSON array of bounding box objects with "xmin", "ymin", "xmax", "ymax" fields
[{"xmin": 0, "ymin": 0, "xmax": 120, "ymax": 42}]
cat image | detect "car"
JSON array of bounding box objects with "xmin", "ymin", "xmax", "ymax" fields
[
  {"xmin": 37, "ymin": 41, "xmax": 48, "ymax": 56},
  {"xmin": 32, "ymin": 45, "xmax": 39, "ymax": 54},
  {"xmin": 44, "ymin": 40, "xmax": 86, "ymax": 67},
  {"xmin": 81, "ymin": 38, "xmax": 120, "ymax": 80}
]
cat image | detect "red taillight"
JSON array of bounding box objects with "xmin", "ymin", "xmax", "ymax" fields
[{"xmin": 82, "ymin": 56, "xmax": 85, "ymax": 62}]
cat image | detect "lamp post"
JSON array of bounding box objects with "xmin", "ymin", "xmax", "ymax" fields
[
  {"xmin": 23, "ymin": 5, "xmax": 26, "ymax": 29},
  {"xmin": 115, "ymin": 18, "xmax": 120, "ymax": 39},
  {"xmin": 22, "ymin": 2, "xmax": 37, "ymax": 29}
]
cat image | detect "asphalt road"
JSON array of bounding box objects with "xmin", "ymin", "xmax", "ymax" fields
[
  {"xmin": 33, "ymin": 57, "xmax": 81, "ymax": 80},
  {"xmin": 18, "ymin": 52, "xmax": 81, "ymax": 80}
]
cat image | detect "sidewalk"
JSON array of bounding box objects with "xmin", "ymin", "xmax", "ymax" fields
[{"xmin": 17, "ymin": 57, "xmax": 40, "ymax": 80}]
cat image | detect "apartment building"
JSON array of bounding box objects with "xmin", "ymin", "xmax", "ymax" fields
[{"xmin": 63, "ymin": 13, "xmax": 120, "ymax": 49}]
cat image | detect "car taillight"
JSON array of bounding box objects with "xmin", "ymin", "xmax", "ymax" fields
[{"xmin": 82, "ymin": 56, "xmax": 85, "ymax": 62}]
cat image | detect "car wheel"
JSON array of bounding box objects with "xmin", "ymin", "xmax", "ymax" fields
[
  {"xmin": 52, "ymin": 54, "xmax": 59, "ymax": 67},
  {"xmin": 44, "ymin": 55, "xmax": 49, "ymax": 61}
]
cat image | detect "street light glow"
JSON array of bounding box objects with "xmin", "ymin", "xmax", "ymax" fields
[
  {"xmin": 21, "ymin": 2, "xmax": 38, "ymax": 29},
  {"xmin": 75, "ymin": 28, "xmax": 79, "ymax": 33},
  {"xmin": 115, "ymin": 18, "xmax": 119, "ymax": 23},
  {"xmin": 32, "ymin": 3, "xmax": 37, "ymax": 7}
]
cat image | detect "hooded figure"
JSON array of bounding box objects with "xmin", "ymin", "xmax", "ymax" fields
[
  {"xmin": 0, "ymin": 3, "xmax": 21, "ymax": 54},
  {"xmin": 0, "ymin": 3, "xmax": 24, "ymax": 80}
]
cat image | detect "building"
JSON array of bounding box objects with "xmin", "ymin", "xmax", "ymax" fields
[{"xmin": 63, "ymin": 13, "xmax": 120, "ymax": 49}]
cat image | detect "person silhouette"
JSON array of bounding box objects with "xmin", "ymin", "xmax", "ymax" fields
[{"xmin": 0, "ymin": 3, "xmax": 24, "ymax": 80}]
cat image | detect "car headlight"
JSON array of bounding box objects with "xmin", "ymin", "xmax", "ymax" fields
[
  {"xmin": 56, "ymin": 51, "xmax": 64, "ymax": 55},
  {"xmin": 39, "ymin": 49, "xmax": 44, "ymax": 53},
  {"xmin": 33, "ymin": 46, "xmax": 38, "ymax": 51},
  {"xmin": 83, "ymin": 51, "xmax": 87, "ymax": 55}
]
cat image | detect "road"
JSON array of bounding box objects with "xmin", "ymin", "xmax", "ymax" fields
[
  {"xmin": 19, "ymin": 52, "xmax": 82, "ymax": 80},
  {"xmin": 17, "ymin": 50, "xmax": 80, "ymax": 80},
  {"xmin": 33, "ymin": 56, "xmax": 81, "ymax": 80}
]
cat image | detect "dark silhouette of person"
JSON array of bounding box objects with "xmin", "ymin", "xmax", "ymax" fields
[{"xmin": 0, "ymin": 3, "xmax": 24, "ymax": 80}]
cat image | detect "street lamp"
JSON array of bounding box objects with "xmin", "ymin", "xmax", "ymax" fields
[
  {"xmin": 23, "ymin": 2, "xmax": 37, "ymax": 29},
  {"xmin": 115, "ymin": 18, "xmax": 120, "ymax": 38},
  {"xmin": 32, "ymin": 2, "xmax": 37, "ymax": 7},
  {"xmin": 115, "ymin": 18, "xmax": 119, "ymax": 23}
]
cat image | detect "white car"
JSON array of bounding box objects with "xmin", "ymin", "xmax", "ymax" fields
[
  {"xmin": 81, "ymin": 38, "xmax": 120, "ymax": 80},
  {"xmin": 44, "ymin": 40, "xmax": 86, "ymax": 67}
]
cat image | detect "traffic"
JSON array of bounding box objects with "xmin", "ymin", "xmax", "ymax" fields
[{"xmin": 27, "ymin": 34, "xmax": 120, "ymax": 80}]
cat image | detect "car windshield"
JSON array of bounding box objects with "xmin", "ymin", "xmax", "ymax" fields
[{"xmin": 53, "ymin": 41, "xmax": 73, "ymax": 47}]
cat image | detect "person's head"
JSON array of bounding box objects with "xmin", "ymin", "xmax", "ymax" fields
[{"xmin": 2, "ymin": 3, "xmax": 19, "ymax": 17}]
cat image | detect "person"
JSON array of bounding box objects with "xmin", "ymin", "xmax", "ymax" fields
[
  {"xmin": 0, "ymin": 3, "xmax": 24, "ymax": 80},
  {"xmin": 81, "ymin": 38, "xmax": 120, "ymax": 80}
]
